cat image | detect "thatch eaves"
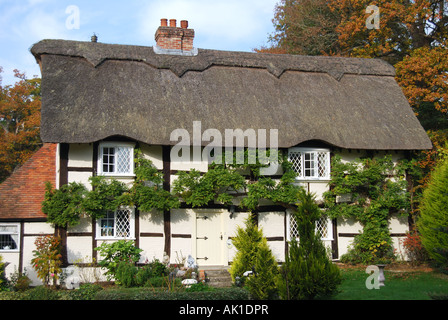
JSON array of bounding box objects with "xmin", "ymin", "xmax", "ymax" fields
[{"xmin": 31, "ymin": 39, "xmax": 432, "ymax": 150}]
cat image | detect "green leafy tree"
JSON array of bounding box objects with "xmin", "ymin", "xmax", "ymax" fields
[
  {"xmin": 277, "ymin": 190, "xmax": 341, "ymax": 300},
  {"xmin": 418, "ymin": 158, "xmax": 448, "ymax": 272}
]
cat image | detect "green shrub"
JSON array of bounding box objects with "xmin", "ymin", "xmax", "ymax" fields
[
  {"xmin": 277, "ymin": 191, "xmax": 342, "ymax": 300},
  {"xmin": 245, "ymin": 237, "xmax": 279, "ymax": 300},
  {"xmin": 94, "ymin": 240, "xmax": 143, "ymax": 281},
  {"xmin": 229, "ymin": 216, "xmax": 264, "ymax": 283},
  {"xmin": 69, "ymin": 283, "xmax": 103, "ymax": 300},
  {"xmin": 7, "ymin": 268, "xmax": 31, "ymax": 292},
  {"xmin": 144, "ymin": 276, "xmax": 181, "ymax": 288},
  {"xmin": 136, "ymin": 259, "xmax": 168, "ymax": 286},
  {"xmin": 114, "ymin": 258, "xmax": 170, "ymax": 287},
  {"xmin": 419, "ymin": 159, "xmax": 448, "ymax": 272},
  {"xmin": 0, "ymin": 256, "xmax": 5, "ymax": 289},
  {"xmin": 185, "ymin": 281, "xmax": 211, "ymax": 292},
  {"xmin": 324, "ymin": 155, "xmax": 409, "ymax": 264},
  {"xmin": 115, "ymin": 260, "xmax": 138, "ymax": 287},
  {"xmin": 94, "ymin": 287, "xmax": 249, "ymax": 300},
  {"xmin": 25, "ymin": 286, "xmax": 60, "ymax": 300},
  {"xmin": 145, "ymin": 259, "xmax": 168, "ymax": 277},
  {"xmin": 14, "ymin": 274, "xmax": 32, "ymax": 292}
]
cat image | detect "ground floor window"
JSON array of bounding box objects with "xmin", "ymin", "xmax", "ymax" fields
[
  {"xmin": 96, "ymin": 207, "xmax": 135, "ymax": 239},
  {"xmin": 0, "ymin": 223, "xmax": 20, "ymax": 251},
  {"xmin": 287, "ymin": 212, "xmax": 333, "ymax": 242}
]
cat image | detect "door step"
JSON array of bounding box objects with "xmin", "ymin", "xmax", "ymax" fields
[{"xmin": 200, "ymin": 268, "xmax": 233, "ymax": 288}]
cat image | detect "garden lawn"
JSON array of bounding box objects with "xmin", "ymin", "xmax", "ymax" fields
[{"xmin": 334, "ymin": 269, "xmax": 448, "ymax": 300}]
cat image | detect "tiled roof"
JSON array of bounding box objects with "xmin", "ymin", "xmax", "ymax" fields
[{"xmin": 0, "ymin": 143, "xmax": 57, "ymax": 220}]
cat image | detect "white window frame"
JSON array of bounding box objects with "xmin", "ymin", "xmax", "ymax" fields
[
  {"xmin": 286, "ymin": 211, "xmax": 333, "ymax": 242},
  {"xmin": 98, "ymin": 142, "xmax": 135, "ymax": 177},
  {"xmin": 96, "ymin": 207, "xmax": 136, "ymax": 240},
  {"xmin": 0, "ymin": 223, "xmax": 20, "ymax": 252},
  {"xmin": 288, "ymin": 148, "xmax": 331, "ymax": 180}
]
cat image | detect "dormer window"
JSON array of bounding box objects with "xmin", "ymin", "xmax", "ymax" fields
[
  {"xmin": 98, "ymin": 142, "xmax": 134, "ymax": 176},
  {"xmin": 288, "ymin": 148, "xmax": 330, "ymax": 180}
]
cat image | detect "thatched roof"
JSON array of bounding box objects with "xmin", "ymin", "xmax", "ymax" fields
[{"xmin": 31, "ymin": 39, "xmax": 431, "ymax": 150}]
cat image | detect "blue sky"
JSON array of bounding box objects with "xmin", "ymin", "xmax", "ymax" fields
[{"xmin": 0, "ymin": 0, "xmax": 279, "ymax": 86}]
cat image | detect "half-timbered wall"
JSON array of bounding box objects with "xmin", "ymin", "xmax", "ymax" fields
[{"xmin": 2, "ymin": 142, "xmax": 412, "ymax": 285}]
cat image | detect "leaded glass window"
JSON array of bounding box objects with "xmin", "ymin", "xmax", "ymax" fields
[
  {"xmin": 97, "ymin": 208, "xmax": 135, "ymax": 239},
  {"xmin": 0, "ymin": 224, "xmax": 19, "ymax": 251},
  {"xmin": 288, "ymin": 148, "xmax": 330, "ymax": 180},
  {"xmin": 99, "ymin": 143, "xmax": 134, "ymax": 176}
]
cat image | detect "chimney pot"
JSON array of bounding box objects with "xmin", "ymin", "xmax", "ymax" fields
[
  {"xmin": 160, "ymin": 18, "xmax": 168, "ymax": 27},
  {"xmin": 169, "ymin": 19, "xmax": 177, "ymax": 27},
  {"xmin": 180, "ymin": 20, "xmax": 188, "ymax": 29}
]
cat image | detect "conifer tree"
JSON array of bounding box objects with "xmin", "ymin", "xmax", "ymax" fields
[
  {"xmin": 418, "ymin": 159, "xmax": 448, "ymax": 272},
  {"xmin": 277, "ymin": 190, "xmax": 341, "ymax": 300},
  {"xmin": 229, "ymin": 215, "xmax": 263, "ymax": 283},
  {"xmin": 245, "ymin": 237, "xmax": 279, "ymax": 300}
]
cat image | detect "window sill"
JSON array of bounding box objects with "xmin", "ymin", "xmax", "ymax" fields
[
  {"xmin": 294, "ymin": 178, "xmax": 331, "ymax": 182},
  {"xmin": 97, "ymin": 173, "xmax": 136, "ymax": 178},
  {"xmin": 95, "ymin": 237, "xmax": 136, "ymax": 241}
]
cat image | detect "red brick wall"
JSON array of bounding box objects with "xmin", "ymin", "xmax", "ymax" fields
[{"xmin": 0, "ymin": 143, "xmax": 57, "ymax": 220}]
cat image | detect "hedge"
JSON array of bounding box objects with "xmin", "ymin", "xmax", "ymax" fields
[{"xmin": 94, "ymin": 287, "xmax": 250, "ymax": 300}]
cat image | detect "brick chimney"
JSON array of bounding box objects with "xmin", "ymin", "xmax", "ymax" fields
[{"xmin": 154, "ymin": 18, "xmax": 196, "ymax": 55}]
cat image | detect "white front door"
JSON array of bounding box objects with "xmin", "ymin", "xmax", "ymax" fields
[{"xmin": 195, "ymin": 211, "xmax": 225, "ymax": 266}]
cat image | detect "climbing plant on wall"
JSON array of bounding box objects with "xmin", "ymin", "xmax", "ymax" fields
[
  {"xmin": 172, "ymin": 150, "xmax": 303, "ymax": 212},
  {"xmin": 42, "ymin": 148, "xmax": 304, "ymax": 228},
  {"xmin": 42, "ymin": 149, "xmax": 180, "ymax": 228},
  {"xmin": 323, "ymin": 155, "xmax": 410, "ymax": 264}
]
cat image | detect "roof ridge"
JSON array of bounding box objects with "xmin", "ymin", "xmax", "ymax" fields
[{"xmin": 31, "ymin": 39, "xmax": 395, "ymax": 80}]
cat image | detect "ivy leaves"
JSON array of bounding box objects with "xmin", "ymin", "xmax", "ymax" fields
[
  {"xmin": 83, "ymin": 176, "xmax": 130, "ymax": 220},
  {"xmin": 132, "ymin": 153, "xmax": 179, "ymax": 212},
  {"xmin": 172, "ymin": 164, "xmax": 246, "ymax": 207},
  {"xmin": 241, "ymin": 161, "xmax": 301, "ymax": 211},
  {"xmin": 324, "ymin": 155, "xmax": 409, "ymax": 220},
  {"xmin": 42, "ymin": 154, "xmax": 179, "ymax": 227},
  {"xmin": 42, "ymin": 181, "xmax": 86, "ymax": 228},
  {"xmin": 42, "ymin": 149, "xmax": 305, "ymax": 228},
  {"xmin": 172, "ymin": 153, "xmax": 303, "ymax": 211},
  {"xmin": 323, "ymin": 155, "xmax": 410, "ymax": 263}
]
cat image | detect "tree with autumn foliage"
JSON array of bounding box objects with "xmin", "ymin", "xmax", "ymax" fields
[
  {"xmin": 264, "ymin": 0, "xmax": 448, "ymax": 128},
  {"xmin": 260, "ymin": 0, "xmax": 342, "ymax": 55},
  {"xmin": 0, "ymin": 67, "xmax": 42, "ymax": 183},
  {"xmin": 262, "ymin": 0, "xmax": 448, "ymax": 219}
]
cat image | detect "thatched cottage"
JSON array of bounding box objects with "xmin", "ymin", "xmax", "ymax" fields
[{"xmin": 0, "ymin": 19, "xmax": 431, "ymax": 285}]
